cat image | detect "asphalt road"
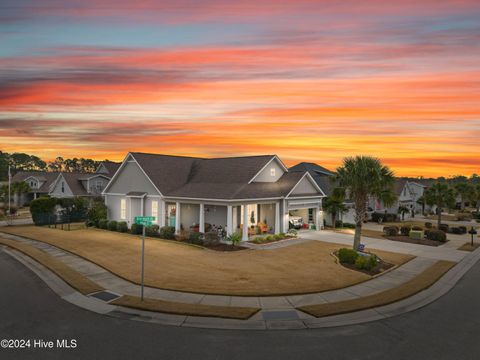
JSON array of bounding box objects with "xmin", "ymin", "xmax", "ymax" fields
[{"xmin": 1, "ymin": 249, "xmax": 479, "ymax": 360}]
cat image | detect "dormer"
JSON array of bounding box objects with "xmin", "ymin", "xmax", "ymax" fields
[{"xmin": 249, "ymin": 155, "xmax": 288, "ymax": 183}]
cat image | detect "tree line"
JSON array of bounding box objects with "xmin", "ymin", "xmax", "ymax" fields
[{"xmin": 0, "ymin": 151, "xmax": 109, "ymax": 181}]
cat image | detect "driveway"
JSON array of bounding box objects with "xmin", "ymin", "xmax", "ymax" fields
[{"xmin": 1, "ymin": 249, "xmax": 480, "ymax": 360}]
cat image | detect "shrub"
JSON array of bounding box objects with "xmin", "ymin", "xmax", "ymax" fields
[
  {"xmin": 335, "ymin": 220, "xmax": 343, "ymax": 228},
  {"xmin": 272, "ymin": 234, "xmax": 283, "ymax": 241},
  {"xmin": 159, "ymin": 226, "xmax": 176, "ymax": 240},
  {"xmin": 175, "ymin": 230, "xmax": 189, "ymax": 242},
  {"xmin": 451, "ymin": 226, "xmax": 467, "ymax": 235},
  {"xmin": 98, "ymin": 219, "xmax": 109, "ymax": 229},
  {"xmin": 409, "ymin": 230, "xmax": 424, "ymax": 240},
  {"xmin": 107, "ymin": 220, "xmax": 118, "ymax": 231},
  {"xmin": 131, "ymin": 223, "xmax": 143, "ymax": 235},
  {"xmin": 117, "ymin": 221, "xmax": 128, "ymax": 232},
  {"xmin": 188, "ymin": 231, "xmax": 204, "ymax": 245},
  {"xmin": 383, "ymin": 226, "xmax": 399, "ymax": 237},
  {"xmin": 87, "ymin": 200, "xmax": 107, "ymax": 227},
  {"xmin": 204, "ymin": 231, "xmax": 220, "ymax": 246},
  {"xmin": 400, "ymin": 225, "xmax": 411, "ymax": 236},
  {"xmin": 343, "ymin": 223, "xmax": 356, "ymax": 229},
  {"xmin": 439, "ymin": 224, "xmax": 449, "ymax": 233},
  {"xmin": 265, "ymin": 235, "xmax": 274, "ymax": 242},
  {"xmin": 425, "ymin": 222, "xmax": 433, "ymax": 229},
  {"xmin": 252, "ymin": 236, "xmax": 264, "ymax": 244},
  {"xmin": 456, "ymin": 213, "xmax": 472, "ymax": 221},
  {"xmin": 337, "ymin": 248, "xmax": 359, "ymax": 264},
  {"xmin": 412, "ymin": 225, "xmax": 423, "ymax": 231},
  {"xmin": 355, "ymin": 254, "xmax": 378, "ymax": 270},
  {"xmin": 30, "ymin": 197, "xmax": 57, "ymax": 225},
  {"xmin": 426, "ymin": 229, "xmax": 447, "ymax": 242},
  {"xmin": 145, "ymin": 224, "xmax": 160, "ymax": 236},
  {"xmin": 226, "ymin": 231, "xmax": 242, "ymax": 246},
  {"xmin": 372, "ymin": 212, "xmax": 397, "ymax": 223}
]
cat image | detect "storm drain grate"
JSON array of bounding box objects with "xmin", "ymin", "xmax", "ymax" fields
[
  {"xmin": 262, "ymin": 310, "xmax": 299, "ymax": 320},
  {"xmin": 90, "ymin": 291, "xmax": 120, "ymax": 302}
]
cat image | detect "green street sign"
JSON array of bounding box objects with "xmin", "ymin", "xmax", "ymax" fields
[{"xmin": 134, "ymin": 216, "xmax": 155, "ymax": 226}]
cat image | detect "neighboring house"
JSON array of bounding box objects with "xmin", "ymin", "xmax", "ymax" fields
[
  {"xmin": 103, "ymin": 152, "xmax": 326, "ymax": 241},
  {"xmin": 9, "ymin": 161, "xmax": 120, "ymax": 206},
  {"xmin": 49, "ymin": 172, "xmax": 111, "ymax": 199},
  {"xmin": 95, "ymin": 161, "xmax": 121, "ymax": 176},
  {"xmin": 10, "ymin": 171, "xmax": 59, "ymax": 206},
  {"xmin": 384, "ymin": 179, "xmax": 433, "ymax": 217}
]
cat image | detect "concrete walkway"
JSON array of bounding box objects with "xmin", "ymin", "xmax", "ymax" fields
[{"xmin": 0, "ymin": 229, "xmax": 478, "ymax": 330}]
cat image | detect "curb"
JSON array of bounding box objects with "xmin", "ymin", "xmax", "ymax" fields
[{"xmin": 2, "ymin": 242, "xmax": 480, "ymax": 330}]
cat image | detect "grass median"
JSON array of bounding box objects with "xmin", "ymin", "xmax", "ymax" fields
[
  {"xmin": 0, "ymin": 237, "xmax": 103, "ymax": 295},
  {"xmin": 298, "ymin": 260, "xmax": 456, "ymax": 318}
]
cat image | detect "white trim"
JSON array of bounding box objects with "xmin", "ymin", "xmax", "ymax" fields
[
  {"xmin": 248, "ymin": 155, "xmax": 288, "ymax": 184},
  {"xmin": 285, "ymin": 172, "xmax": 326, "ymax": 198},
  {"xmin": 163, "ymin": 196, "xmax": 282, "ymax": 203}
]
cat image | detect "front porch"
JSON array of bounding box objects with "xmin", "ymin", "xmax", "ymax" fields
[
  {"xmin": 162, "ymin": 198, "xmax": 323, "ymax": 241},
  {"xmin": 165, "ymin": 201, "xmax": 281, "ymax": 241}
]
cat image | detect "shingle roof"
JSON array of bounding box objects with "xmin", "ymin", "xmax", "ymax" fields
[
  {"xmin": 11, "ymin": 171, "xmax": 59, "ymax": 193},
  {"xmin": 97, "ymin": 161, "xmax": 121, "ymax": 175},
  {"xmin": 59, "ymin": 173, "xmax": 89, "ymax": 196},
  {"xmin": 289, "ymin": 162, "xmax": 336, "ymax": 196},
  {"xmin": 128, "ymin": 153, "xmax": 315, "ymax": 200}
]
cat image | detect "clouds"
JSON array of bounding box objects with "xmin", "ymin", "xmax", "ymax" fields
[{"xmin": 0, "ymin": 1, "xmax": 479, "ymax": 176}]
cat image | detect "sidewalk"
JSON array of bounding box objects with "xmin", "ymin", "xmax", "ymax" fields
[{"xmin": 1, "ymin": 230, "xmax": 478, "ymax": 330}]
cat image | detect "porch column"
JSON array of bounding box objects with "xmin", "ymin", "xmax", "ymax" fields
[
  {"xmin": 315, "ymin": 208, "xmax": 321, "ymax": 230},
  {"xmin": 159, "ymin": 200, "xmax": 166, "ymax": 227},
  {"xmin": 140, "ymin": 197, "xmax": 144, "ymax": 216},
  {"xmin": 175, "ymin": 202, "xmax": 181, "ymax": 233},
  {"xmin": 227, "ymin": 205, "xmax": 233, "ymax": 235},
  {"xmin": 199, "ymin": 203, "xmax": 205, "ymax": 233},
  {"xmin": 274, "ymin": 202, "xmax": 280, "ymax": 234},
  {"xmin": 242, "ymin": 205, "xmax": 249, "ymax": 241}
]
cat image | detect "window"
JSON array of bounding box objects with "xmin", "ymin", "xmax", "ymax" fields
[
  {"xmin": 151, "ymin": 201, "xmax": 158, "ymax": 223},
  {"xmin": 95, "ymin": 180, "xmax": 102, "ymax": 191},
  {"xmin": 61, "ymin": 182, "xmax": 65, "ymax": 193},
  {"xmin": 120, "ymin": 199, "xmax": 126, "ymax": 220},
  {"xmin": 270, "ymin": 168, "xmax": 276, "ymax": 177}
]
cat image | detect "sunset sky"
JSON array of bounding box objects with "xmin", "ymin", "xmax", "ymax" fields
[{"xmin": 1, "ymin": 0, "xmax": 479, "ymax": 177}]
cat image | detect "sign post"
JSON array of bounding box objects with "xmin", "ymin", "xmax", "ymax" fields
[{"xmin": 134, "ymin": 216, "xmax": 155, "ymax": 301}]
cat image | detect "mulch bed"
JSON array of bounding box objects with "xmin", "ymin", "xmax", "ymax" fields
[
  {"xmin": 334, "ymin": 251, "xmax": 395, "ymax": 276},
  {"xmin": 384, "ymin": 235, "xmax": 445, "ymax": 247},
  {"xmin": 204, "ymin": 243, "xmax": 248, "ymax": 252}
]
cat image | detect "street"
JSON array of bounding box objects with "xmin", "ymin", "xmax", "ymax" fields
[{"xmin": 0, "ymin": 249, "xmax": 479, "ymax": 360}]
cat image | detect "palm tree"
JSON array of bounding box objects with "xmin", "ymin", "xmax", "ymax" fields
[
  {"xmin": 323, "ymin": 189, "xmax": 346, "ymax": 229},
  {"xmin": 424, "ymin": 182, "xmax": 456, "ymax": 228},
  {"xmin": 417, "ymin": 195, "xmax": 426, "ymax": 215},
  {"xmin": 11, "ymin": 181, "xmax": 31, "ymax": 206},
  {"xmin": 454, "ymin": 182, "xmax": 474, "ymax": 211},
  {"xmin": 473, "ymin": 184, "xmax": 480, "ymax": 213},
  {"xmin": 334, "ymin": 156, "xmax": 396, "ymax": 250}
]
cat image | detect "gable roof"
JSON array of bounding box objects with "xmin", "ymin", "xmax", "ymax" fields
[
  {"xmin": 11, "ymin": 171, "xmax": 59, "ymax": 193},
  {"xmin": 96, "ymin": 161, "xmax": 121, "ymax": 175},
  {"xmin": 53, "ymin": 173, "xmax": 89, "ymax": 196},
  {"xmin": 108, "ymin": 152, "xmax": 323, "ymax": 200},
  {"xmin": 289, "ymin": 162, "xmax": 335, "ymax": 196}
]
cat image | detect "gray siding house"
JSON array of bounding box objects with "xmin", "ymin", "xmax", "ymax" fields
[{"xmin": 103, "ymin": 152, "xmax": 326, "ymax": 241}]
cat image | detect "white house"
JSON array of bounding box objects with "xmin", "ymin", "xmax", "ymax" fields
[{"xmin": 102, "ymin": 152, "xmax": 327, "ymax": 241}]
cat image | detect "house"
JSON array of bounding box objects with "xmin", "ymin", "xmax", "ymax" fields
[
  {"xmin": 49, "ymin": 172, "xmax": 111, "ymax": 199},
  {"xmin": 384, "ymin": 179, "xmax": 433, "ymax": 217},
  {"xmin": 10, "ymin": 171, "xmax": 59, "ymax": 206},
  {"xmin": 102, "ymin": 152, "xmax": 326, "ymax": 241},
  {"xmin": 9, "ymin": 161, "xmax": 121, "ymax": 206}
]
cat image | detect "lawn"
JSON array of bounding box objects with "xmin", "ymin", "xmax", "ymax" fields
[{"xmin": 0, "ymin": 226, "xmax": 413, "ymax": 296}]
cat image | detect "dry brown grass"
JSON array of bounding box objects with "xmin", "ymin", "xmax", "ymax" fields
[
  {"xmin": 298, "ymin": 260, "xmax": 456, "ymax": 317},
  {"xmin": 0, "ymin": 226, "xmax": 413, "ymax": 296},
  {"xmin": 112, "ymin": 295, "xmax": 259, "ymax": 320},
  {"xmin": 458, "ymin": 243, "xmax": 480, "ymax": 252},
  {"xmin": 0, "ymin": 236, "xmax": 103, "ymax": 295}
]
